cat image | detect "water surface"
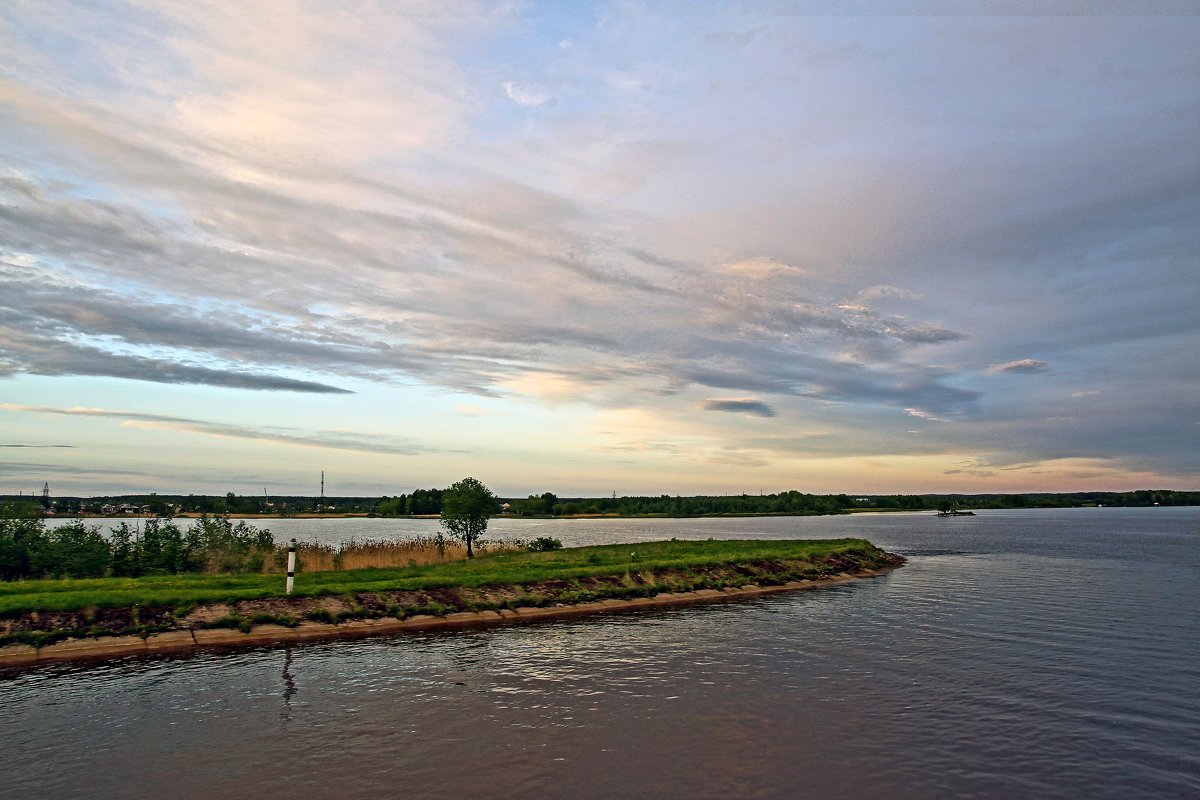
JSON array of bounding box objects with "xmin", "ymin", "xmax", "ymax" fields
[{"xmin": 7, "ymin": 508, "xmax": 1198, "ymax": 799}]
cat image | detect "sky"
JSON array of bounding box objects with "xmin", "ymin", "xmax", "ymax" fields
[{"xmin": 1, "ymin": 1, "xmax": 1198, "ymax": 498}]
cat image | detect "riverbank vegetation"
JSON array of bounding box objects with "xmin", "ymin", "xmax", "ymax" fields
[
  {"xmin": 0, "ymin": 508, "xmax": 544, "ymax": 582},
  {"xmin": 1, "ymin": 512, "xmax": 279, "ymax": 581}
]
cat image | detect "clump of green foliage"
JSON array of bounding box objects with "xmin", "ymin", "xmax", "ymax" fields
[
  {"xmin": 526, "ymin": 536, "xmax": 564, "ymax": 552},
  {"xmin": 1, "ymin": 513, "xmax": 110, "ymax": 579},
  {"xmin": 1, "ymin": 506, "xmax": 276, "ymax": 581}
]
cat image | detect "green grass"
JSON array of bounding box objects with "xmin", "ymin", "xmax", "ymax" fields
[{"xmin": 0, "ymin": 538, "xmax": 879, "ymax": 615}]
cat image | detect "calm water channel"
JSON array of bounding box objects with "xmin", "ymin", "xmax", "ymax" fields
[{"xmin": 6, "ymin": 508, "xmax": 1199, "ymax": 798}]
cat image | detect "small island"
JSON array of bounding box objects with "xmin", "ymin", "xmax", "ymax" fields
[{"xmin": 0, "ymin": 538, "xmax": 904, "ymax": 669}]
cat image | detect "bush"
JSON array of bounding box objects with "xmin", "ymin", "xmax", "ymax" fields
[
  {"xmin": 527, "ymin": 536, "xmax": 564, "ymax": 552},
  {"xmin": 190, "ymin": 514, "xmax": 275, "ymax": 573},
  {"xmin": 109, "ymin": 522, "xmax": 140, "ymax": 577},
  {"xmin": 0, "ymin": 509, "xmax": 46, "ymax": 580},
  {"xmin": 138, "ymin": 519, "xmax": 199, "ymax": 575},
  {"xmin": 29, "ymin": 520, "xmax": 110, "ymax": 579}
]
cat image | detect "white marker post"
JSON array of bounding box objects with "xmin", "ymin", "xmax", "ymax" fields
[{"xmin": 286, "ymin": 539, "xmax": 297, "ymax": 595}]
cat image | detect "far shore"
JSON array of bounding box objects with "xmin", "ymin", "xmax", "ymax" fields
[{"xmin": 52, "ymin": 509, "xmax": 916, "ymax": 521}]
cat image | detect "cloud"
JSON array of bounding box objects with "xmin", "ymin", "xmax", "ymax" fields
[
  {"xmin": 1, "ymin": 7, "xmax": 1196, "ymax": 490},
  {"xmin": 0, "ymin": 461, "xmax": 150, "ymax": 480},
  {"xmin": 0, "ymin": 444, "xmax": 75, "ymax": 448},
  {"xmin": 885, "ymin": 323, "xmax": 965, "ymax": 345},
  {"xmin": 989, "ymin": 359, "xmax": 1049, "ymax": 374},
  {"xmin": 856, "ymin": 285, "xmax": 918, "ymax": 304},
  {"xmin": 503, "ymin": 81, "xmax": 550, "ymax": 108},
  {"xmin": 448, "ymin": 404, "xmax": 501, "ymax": 418},
  {"xmin": 0, "ymin": 7, "xmax": 990, "ymax": 422},
  {"xmin": 0, "ymin": 404, "xmax": 430, "ymax": 455},
  {"xmin": 0, "ymin": 164, "xmax": 975, "ymax": 409},
  {"xmin": 718, "ymin": 257, "xmax": 805, "ymax": 280},
  {"xmin": 943, "ymin": 463, "xmax": 997, "ymax": 478},
  {"xmin": 601, "ymin": 439, "xmax": 687, "ymax": 457},
  {"xmin": 0, "ymin": 279, "xmax": 353, "ymax": 393},
  {"xmin": 706, "ymin": 448, "xmax": 770, "ymax": 468},
  {"xmin": 701, "ymin": 399, "xmax": 777, "ymax": 418}
]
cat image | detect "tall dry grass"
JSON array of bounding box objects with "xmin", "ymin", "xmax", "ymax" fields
[{"xmin": 290, "ymin": 537, "xmax": 523, "ymax": 573}]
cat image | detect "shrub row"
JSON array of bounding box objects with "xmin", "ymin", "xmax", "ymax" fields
[{"xmin": 0, "ymin": 509, "xmax": 276, "ymax": 580}]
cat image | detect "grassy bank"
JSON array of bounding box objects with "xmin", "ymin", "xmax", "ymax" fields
[{"xmin": 0, "ymin": 538, "xmax": 903, "ymax": 649}]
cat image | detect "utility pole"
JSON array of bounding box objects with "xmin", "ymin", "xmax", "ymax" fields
[{"xmin": 320, "ymin": 470, "xmax": 325, "ymax": 515}]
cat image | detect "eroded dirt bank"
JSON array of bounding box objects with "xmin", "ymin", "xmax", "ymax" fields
[{"xmin": 1, "ymin": 550, "xmax": 905, "ymax": 669}]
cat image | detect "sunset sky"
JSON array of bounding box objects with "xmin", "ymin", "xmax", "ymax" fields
[{"xmin": 1, "ymin": 2, "xmax": 1197, "ymax": 498}]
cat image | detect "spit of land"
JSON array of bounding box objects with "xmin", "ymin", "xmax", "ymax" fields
[{"xmin": 0, "ymin": 538, "xmax": 903, "ymax": 668}]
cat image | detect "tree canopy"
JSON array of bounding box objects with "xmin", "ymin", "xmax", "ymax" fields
[{"xmin": 439, "ymin": 477, "xmax": 497, "ymax": 558}]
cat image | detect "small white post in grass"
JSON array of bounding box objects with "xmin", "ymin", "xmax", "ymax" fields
[{"xmin": 286, "ymin": 538, "xmax": 297, "ymax": 595}]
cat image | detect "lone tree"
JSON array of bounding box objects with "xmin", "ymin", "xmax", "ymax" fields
[{"xmin": 440, "ymin": 477, "xmax": 497, "ymax": 558}]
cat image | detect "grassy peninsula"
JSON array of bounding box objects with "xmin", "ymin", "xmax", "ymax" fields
[{"xmin": 0, "ymin": 538, "xmax": 902, "ymax": 659}]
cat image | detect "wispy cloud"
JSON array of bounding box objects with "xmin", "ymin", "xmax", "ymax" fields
[
  {"xmin": 503, "ymin": 81, "xmax": 550, "ymax": 108},
  {"xmin": 0, "ymin": 167, "xmax": 976, "ymax": 410},
  {"xmin": 701, "ymin": 399, "xmax": 777, "ymax": 418},
  {"xmin": 989, "ymin": 359, "xmax": 1049, "ymax": 374},
  {"xmin": 0, "ymin": 444, "xmax": 75, "ymax": 448},
  {"xmin": 944, "ymin": 459, "xmax": 997, "ymax": 478},
  {"xmin": 856, "ymin": 285, "xmax": 918, "ymax": 304},
  {"xmin": 1, "ymin": 404, "xmax": 431, "ymax": 455},
  {"xmin": 0, "ymin": 461, "xmax": 149, "ymax": 479}
]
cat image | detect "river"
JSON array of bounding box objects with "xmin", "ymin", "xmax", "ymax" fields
[{"xmin": 6, "ymin": 508, "xmax": 1199, "ymax": 798}]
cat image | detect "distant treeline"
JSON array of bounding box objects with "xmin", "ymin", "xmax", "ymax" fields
[
  {"xmin": 14, "ymin": 492, "xmax": 383, "ymax": 516},
  {"xmin": 9, "ymin": 488, "xmax": 1198, "ymax": 519},
  {"xmin": 494, "ymin": 489, "xmax": 1200, "ymax": 516}
]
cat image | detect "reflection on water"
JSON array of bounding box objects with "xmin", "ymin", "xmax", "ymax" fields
[
  {"xmin": 280, "ymin": 646, "xmax": 296, "ymax": 721},
  {"xmin": 7, "ymin": 508, "xmax": 1200, "ymax": 799}
]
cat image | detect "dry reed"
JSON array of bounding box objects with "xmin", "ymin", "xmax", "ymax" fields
[{"xmin": 287, "ymin": 537, "xmax": 524, "ymax": 573}]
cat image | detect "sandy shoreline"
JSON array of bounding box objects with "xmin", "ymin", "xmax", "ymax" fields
[{"xmin": 0, "ymin": 566, "xmax": 899, "ymax": 670}]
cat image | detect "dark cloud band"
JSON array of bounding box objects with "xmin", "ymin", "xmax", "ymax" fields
[{"xmin": 702, "ymin": 399, "xmax": 777, "ymax": 418}]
